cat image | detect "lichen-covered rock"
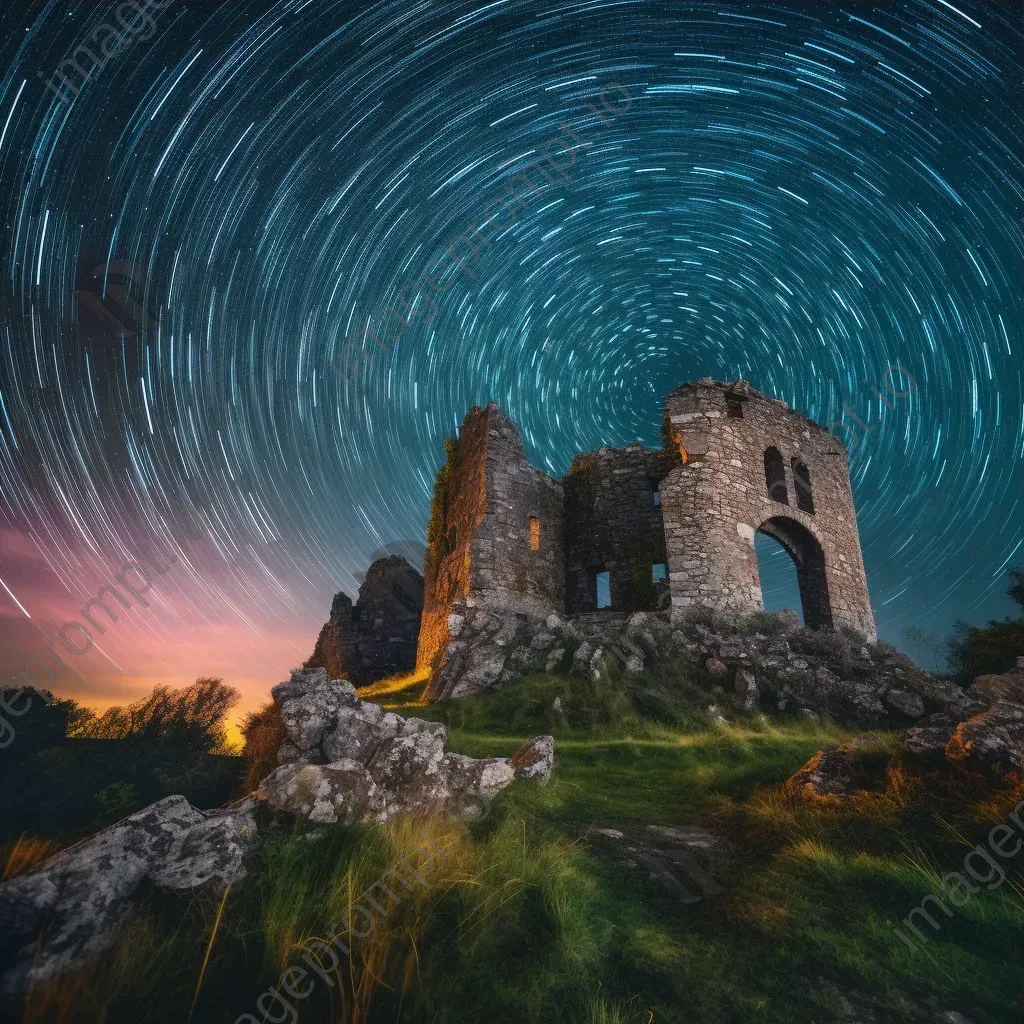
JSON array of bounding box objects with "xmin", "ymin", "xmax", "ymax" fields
[
  {"xmin": 0, "ymin": 795, "xmax": 259, "ymax": 996},
  {"xmin": 734, "ymin": 669, "xmax": 758, "ymax": 709},
  {"xmin": 903, "ymin": 712, "xmax": 959, "ymax": 755},
  {"xmin": 0, "ymin": 670, "xmax": 557, "ymax": 996},
  {"xmin": 268, "ymin": 670, "xmax": 552, "ymax": 822},
  {"xmin": 150, "ymin": 797, "xmax": 259, "ymax": 892},
  {"xmin": 884, "ymin": 688, "xmax": 926, "ymax": 719},
  {"xmin": 322, "ymin": 700, "xmax": 404, "ymax": 764},
  {"xmin": 272, "ymin": 667, "xmax": 358, "ymax": 761},
  {"xmin": 572, "ymin": 640, "xmax": 594, "ymax": 673},
  {"xmin": 258, "ymin": 760, "xmax": 381, "ymax": 823}
]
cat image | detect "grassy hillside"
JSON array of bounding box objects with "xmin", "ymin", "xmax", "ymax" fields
[{"xmin": 10, "ymin": 662, "xmax": 1024, "ymax": 1024}]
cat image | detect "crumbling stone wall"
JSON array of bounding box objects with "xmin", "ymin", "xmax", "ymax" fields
[
  {"xmin": 471, "ymin": 404, "xmax": 565, "ymax": 615},
  {"xmin": 418, "ymin": 403, "xmax": 565, "ymax": 690},
  {"xmin": 417, "ymin": 408, "xmax": 490, "ymax": 675},
  {"xmin": 564, "ymin": 444, "xmax": 675, "ymax": 613},
  {"xmin": 659, "ymin": 379, "xmax": 876, "ymax": 640},
  {"xmin": 308, "ymin": 555, "xmax": 424, "ymax": 686}
]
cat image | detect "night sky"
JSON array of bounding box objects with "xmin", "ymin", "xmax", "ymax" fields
[{"xmin": 0, "ymin": 0, "xmax": 1021, "ymax": 722}]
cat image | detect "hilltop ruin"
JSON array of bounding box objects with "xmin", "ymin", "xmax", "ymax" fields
[{"xmin": 312, "ymin": 379, "xmax": 878, "ymax": 700}]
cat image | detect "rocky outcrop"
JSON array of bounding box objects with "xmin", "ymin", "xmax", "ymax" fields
[
  {"xmin": 428, "ymin": 604, "xmax": 965, "ymax": 730},
  {"xmin": 0, "ymin": 795, "xmax": 259, "ymax": 995},
  {"xmin": 265, "ymin": 668, "xmax": 551, "ymax": 821},
  {"xmin": 787, "ymin": 660, "xmax": 1024, "ymax": 797},
  {"xmin": 0, "ymin": 668, "xmax": 553, "ymax": 995},
  {"xmin": 946, "ymin": 701, "xmax": 1024, "ymax": 773},
  {"xmin": 307, "ymin": 555, "xmax": 424, "ymax": 686}
]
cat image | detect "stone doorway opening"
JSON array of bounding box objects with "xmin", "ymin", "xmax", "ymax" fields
[{"xmin": 756, "ymin": 516, "xmax": 833, "ymax": 630}]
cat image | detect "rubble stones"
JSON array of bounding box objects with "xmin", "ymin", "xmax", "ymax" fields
[
  {"xmin": 796, "ymin": 662, "xmax": 1024, "ymax": 798},
  {"xmin": 425, "ymin": 605, "xmax": 963, "ymax": 731}
]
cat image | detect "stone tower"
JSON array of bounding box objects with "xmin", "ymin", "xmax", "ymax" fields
[{"xmin": 659, "ymin": 379, "xmax": 876, "ymax": 640}]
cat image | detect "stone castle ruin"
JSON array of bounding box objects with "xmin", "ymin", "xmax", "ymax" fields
[{"xmin": 312, "ymin": 378, "xmax": 877, "ymax": 698}]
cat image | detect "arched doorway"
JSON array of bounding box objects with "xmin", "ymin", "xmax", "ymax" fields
[{"xmin": 756, "ymin": 516, "xmax": 833, "ymax": 630}]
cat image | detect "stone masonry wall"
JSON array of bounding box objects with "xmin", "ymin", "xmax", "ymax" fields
[
  {"xmin": 659, "ymin": 379, "xmax": 876, "ymax": 640},
  {"xmin": 563, "ymin": 444, "xmax": 674, "ymax": 613},
  {"xmin": 469, "ymin": 404, "xmax": 565, "ymax": 615},
  {"xmin": 417, "ymin": 407, "xmax": 490, "ymax": 676},
  {"xmin": 419, "ymin": 404, "xmax": 565, "ymax": 698}
]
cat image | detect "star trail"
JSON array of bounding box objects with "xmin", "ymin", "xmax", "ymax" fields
[{"xmin": 0, "ymin": 0, "xmax": 1021, "ymax": 715}]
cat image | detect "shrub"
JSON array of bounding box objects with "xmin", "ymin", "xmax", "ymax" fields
[
  {"xmin": 240, "ymin": 700, "xmax": 284, "ymax": 792},
  {"xmin": 947, "ymin": 618, "xmax": 1024, "ymax": 682}
]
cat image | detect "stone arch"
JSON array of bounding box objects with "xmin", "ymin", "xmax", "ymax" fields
[
  {"xmin": 763, "ymin": 447, "xmax": 788, "ymax": 504},
  {"xmin": 756, "ymin": 515, "xmax": 833, "ymax": 629},
  {"xmin": 791, "ymin": 458, "xmax": 814, "ymax": 514}
]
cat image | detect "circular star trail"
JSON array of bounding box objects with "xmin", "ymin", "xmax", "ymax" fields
[{"xmin": 0, "ymin": 0, "xmax": 1021, "ymax": 703}]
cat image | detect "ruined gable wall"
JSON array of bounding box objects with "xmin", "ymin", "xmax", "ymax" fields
[
  {"xmin": 417, "ymin": 407, "xmax": 490, "ymax": 674},
  {"xmin": 308, "ymin": 591, "xmax": 362, "ymax": 682},
  {"xmin": 563, "ymin": 444, "xmax": 673, "ymax": 613},
  {"xmin": 660, "ymin": 379, "xmax": 876, "ymax": 640},
  {"xmin": 470, "ymin": 405, "xmax": 564, "ymax": 616}
]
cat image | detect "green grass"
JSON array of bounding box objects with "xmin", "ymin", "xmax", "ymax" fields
[{"xmin": 10, "ymin": 661, "xmax": 1024, "ymax": 1023}]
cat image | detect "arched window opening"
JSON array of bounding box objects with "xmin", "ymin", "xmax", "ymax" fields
[
  {"xmin": 726, "ymin": 398, "xmax": 744, "ymax": 418},
  {"xmin": 754, "ymin": 533, "xmax": 803, "ymax": 624},
  {"xmin": 757, "ymin": 516, "xmax": 833, "ymax": 630},
  {"xmin": 792, "ymin": 459, "xmax": 814, "ymax": 514},
  {"xmin": 764, "ymin": 447, "xmax": 788, "ymax": 504},
  {"xmin": 529, "ymin": 516, "xmax": 540, "ymax": 550},
  {"xmin": 595, "ymin": 569, "xmax": 611, "ymax": 609}
]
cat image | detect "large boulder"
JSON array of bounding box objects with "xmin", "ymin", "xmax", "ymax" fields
[
  {"xmin": 0, "ymin": 795, "xmax": 258, "ymax": 996},
  {"xmin": 945, "ymin": 701, "xmax": 1024, "ymax": 774},
  {"xmin": 269, "ymin": 668, "xmax": 554, "ymax": 821}
]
